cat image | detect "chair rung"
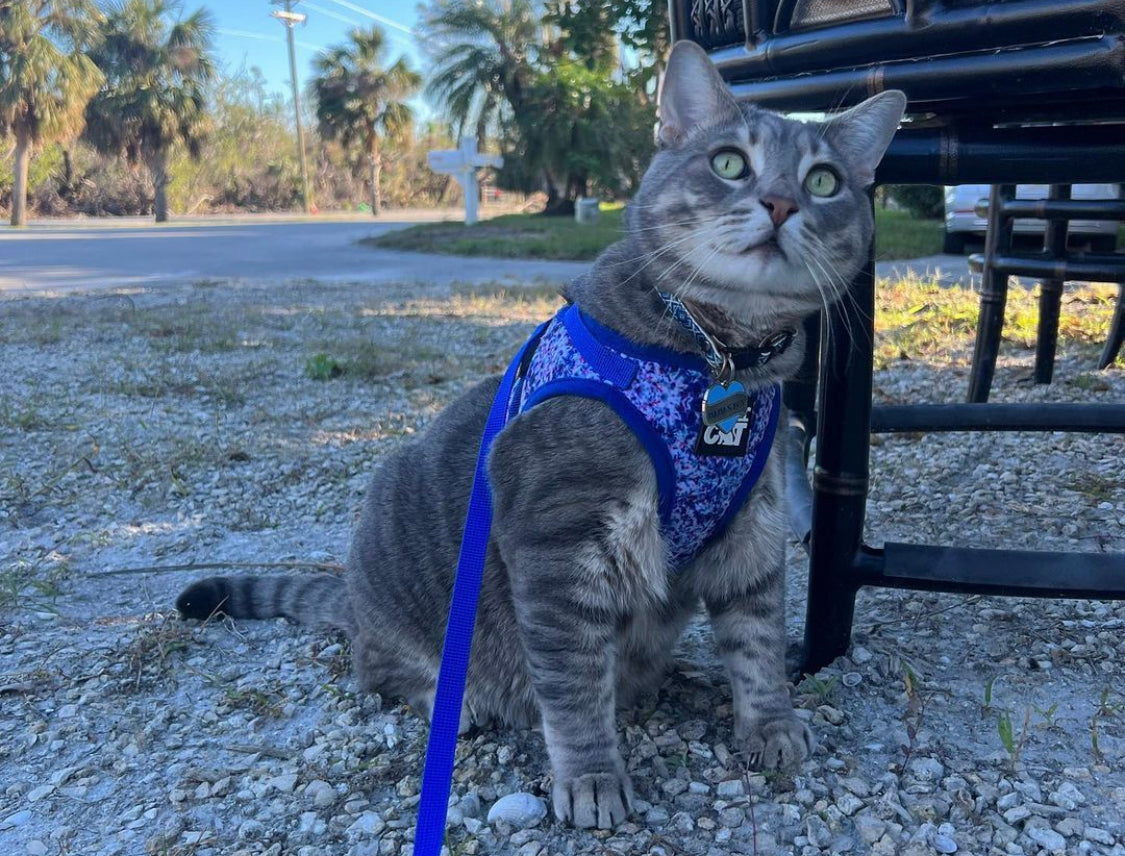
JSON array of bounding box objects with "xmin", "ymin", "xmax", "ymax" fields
[
  {"xmin": 866, "ymin": 543, "xmax": 1125, "ymax": 599},
  {"xmin": 871, "ymin": 403, "xmax": 1125, "ymax": 433},
  {"xmin": 987, "ymin": 198, "xmax": 1125, "ymax": 221},
  {"xmin": 968, "ymin": 252, "xmax": 1125, "ymax": 282}
]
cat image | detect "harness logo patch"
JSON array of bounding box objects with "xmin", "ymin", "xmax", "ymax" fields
[{"xmin": 695, "ymin": 415, "xmax": 751, "ymax": 457}]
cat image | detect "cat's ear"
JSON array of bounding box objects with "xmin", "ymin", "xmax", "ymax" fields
[
  {"xmin": 822, "ymin": 90, "xmax": 907, "ymax": 186},
  {"xmin": 657, "ymin": 41, "xmax": 741, "ymax": 148}
]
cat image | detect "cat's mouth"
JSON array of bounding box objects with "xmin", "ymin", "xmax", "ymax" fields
[{"xmin": 740, "ymin": 235, "xmax": 786, "ymax": 259}]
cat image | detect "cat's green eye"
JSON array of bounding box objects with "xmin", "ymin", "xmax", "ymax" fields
[
  {"xmin": 710, "ymin": 149, "xmax": 749, "ymax": 180},
  {"xmin": 804, "ymin": 166, "xmax": 840, "ymax": 198}
]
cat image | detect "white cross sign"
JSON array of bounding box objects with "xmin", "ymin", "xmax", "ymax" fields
[{"xmin": 427, "ymin": 139, "xmax": 503, "ymax": 225}]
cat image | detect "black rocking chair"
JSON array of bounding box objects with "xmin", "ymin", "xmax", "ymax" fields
[{"xmin": 671, "ymin": 0, "xmax": 1125, "ymax": 674}]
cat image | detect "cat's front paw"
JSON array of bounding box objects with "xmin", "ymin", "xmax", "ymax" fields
[
  {"xmin": 736, "ymin": 715, "xmax": 815, "ymax": 770},
  {"xmin": 553, "ymin": 771, "xmax": 634, "ymax": 829}
]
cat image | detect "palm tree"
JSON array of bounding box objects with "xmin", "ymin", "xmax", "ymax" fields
[
  {"xmin": 418, "ymin": 0, "xmax": 536, "ymax": 145},
  {"xmin": 310, "ymin": 26, "xmax": 421, "ymax": 216},
  {"xmin": 0, "ymin": 0, "xmax": 103, "ymax": 226},
  {"xmin": 83, "ymin": 0, "xmax": 215, "ymax": 223}
]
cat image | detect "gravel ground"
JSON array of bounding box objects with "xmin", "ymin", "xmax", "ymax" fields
[{"xmin": 1, "ymin": 276, "xmax": 1123, "ymax": 856}]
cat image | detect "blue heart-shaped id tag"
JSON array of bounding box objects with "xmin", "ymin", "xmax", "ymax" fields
[{"xmin": 701, "ymin": 381, "xmax": 749, "ymax": 433}]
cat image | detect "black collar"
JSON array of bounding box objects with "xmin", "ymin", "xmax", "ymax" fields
[
  {"xmin": 657, "ymin": 291, "xmax": 795, "ymax": 378},
  {"xmin": 728, "ymin": 328, "xmax": 797, "ymax": 370}
]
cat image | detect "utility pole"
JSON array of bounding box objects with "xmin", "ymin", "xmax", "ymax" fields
[{"xmin": 271, "ymin": 0, "xmax": 312, "ymax": 214}]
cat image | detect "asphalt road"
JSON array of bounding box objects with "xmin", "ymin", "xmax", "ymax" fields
[
  {"xmin": 0, "ymin": 215, "xmax": 589, "ymax": 295},
  {"xmin": 0, "ymin": 214, "xmax": 971, "ymax": 296}
]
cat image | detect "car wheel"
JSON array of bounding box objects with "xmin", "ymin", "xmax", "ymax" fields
[
  {"xmin": 942, "ymin": 231, "xmax": 967, "ymax": 255},
  {"xmin": 1088, "ymin": 235, "xmax": 1118, "ymax": 254}
]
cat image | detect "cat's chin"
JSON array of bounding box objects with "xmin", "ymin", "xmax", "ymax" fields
[
  {"xmin": 691, "ymin": 251, "xmax": 823, "ymax": 307},
  {"xmin": 739, "ymin": 237, "xmax": 785, "ymax": 260}
]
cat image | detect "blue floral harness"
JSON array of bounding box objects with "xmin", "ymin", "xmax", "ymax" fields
[{"xmin": 509, "ymin": 303, "xmax": 781, "ymax": 569}]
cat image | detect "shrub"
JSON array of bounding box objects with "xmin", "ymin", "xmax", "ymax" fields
[{"xmin": 887, "ymin": 185, "xmax": 944, "ymax": 219}]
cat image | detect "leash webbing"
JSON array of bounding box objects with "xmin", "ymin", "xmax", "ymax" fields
[{"xmin": 413, "ymin": 325, "xmax": 545, "ymax": 856}]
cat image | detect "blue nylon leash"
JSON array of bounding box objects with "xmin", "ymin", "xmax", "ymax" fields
[{"xmin": 413, "ymin": 325, "xmax": 545, "ymax": 856}]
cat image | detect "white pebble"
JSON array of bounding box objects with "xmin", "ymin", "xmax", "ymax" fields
[
  {"xmin": 487, "ymin": 792, "xmax": 546, "ymax": 828},
  {"xmin": 1, "ymin": 810, "xmax": 33, "ymax": 830}
]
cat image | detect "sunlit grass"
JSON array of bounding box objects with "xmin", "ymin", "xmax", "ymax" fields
[
  {"xmin": 364, "ymin": 207, "xmax": 944, "ymax": 262},
  {"xmin": 874, "ymin": 276, "xmax": 1119, "ymax": 368}
]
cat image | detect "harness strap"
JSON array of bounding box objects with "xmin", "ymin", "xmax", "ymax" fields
[{"xmin": 413, "ymin": 322, "xmax": 547, "ymax": 856}]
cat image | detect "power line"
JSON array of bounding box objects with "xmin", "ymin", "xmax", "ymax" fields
[{"xmin": 318, "ymin": 0, "xmax": 417, "ymax": 37}]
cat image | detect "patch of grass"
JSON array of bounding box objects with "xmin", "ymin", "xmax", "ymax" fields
[
  {"xmin": 123, "ymin": 616, "xmax": 194, "ymax": 689},
  {"xmin": 0, "ymin": 556, "xmax": 69, "ymax": 614},
  {"xmin": 795, "ymin": 673, "xmax": 838, "ymax": 708},
  {"xmin": 1069, "ymin": 472, "xmax": 1124, "ymax": 504},
  {"xmin": 364, "ymin": 207, "xmax": 624, "ymax": 261},
  {"xmin": 305, "ymin": 352, "xmax": 345, "ymax": 381},
  {"xmin": 221, "ymin": 686, "xmax": 285, "ymax": 719},
  {"xmin": 0, "ymin": 397, "xmax": 48, "ymax": 431},
  {"xmin": 874, "ymin": 209, "xmax": 943, "ymax": 260},
  {"xmin": 304, "ymin": 335, "xmax": 470, "ymax": 387},
  {"xmin": 874, "ymin": 278, "xmax": 1118, "ymax": 367},
  {"xmin": 366, "ymin": 206, "xmax": 942, "ymax": 262},
  {"xmin": 996, "ymin": 706, "xmax": 1032, "ymax": 769}
]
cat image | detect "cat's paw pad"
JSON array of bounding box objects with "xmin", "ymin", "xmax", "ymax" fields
[
  {"xmin": 737, "ymin": 716, "xmax": 815, "ymax": 770},
  {"xmin": 553, "ymin": 772, "xmax": 634, "ymax": 829}
]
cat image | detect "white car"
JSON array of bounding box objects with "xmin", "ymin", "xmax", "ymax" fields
[{"xmin": 942, "ymin": 184, "xmax": 1120, "ymax": 255}]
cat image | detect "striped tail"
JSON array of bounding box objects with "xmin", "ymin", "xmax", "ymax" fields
[{"xmin": 176, "ymin": 574, "xmax": 353, "ymax": 634}]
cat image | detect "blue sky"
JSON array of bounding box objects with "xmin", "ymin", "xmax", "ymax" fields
[{"xmin": 209, "ymin": 0, "xmax": 426, "ymax": 98}]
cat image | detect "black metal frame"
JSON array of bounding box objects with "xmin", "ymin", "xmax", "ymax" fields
[
  {"xmin": 671, "ymin": 0, "xmax": 1125, "ymax": 676},
  {"xmin": 966, "ymin": 186, "xmax": 1125, "ymax": 401},
  {"xmin": 673, "ymin": 0, "xmax": 1125, "ymax": 118},
  {"xmin": 796, "ymin": 126, "xmax": 1125, "ymax": 673}
]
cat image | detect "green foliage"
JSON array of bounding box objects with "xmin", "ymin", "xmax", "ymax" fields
[
  {"xmin": 365, "ymin": 207, "xmax": 627, "ymax": 260},
  {"xmin": 996, "ymin": 707, "xmax": 1031, "ymax": 768},
  {"xmin": 419, "ymin": 0, "xmax": 664, "ymax": 210},
  {"xmin": 305, "ymin": 353, "xmax": 344, "ymax": 381},
  {"xmin": 83, "ymin": 0, "xmax": 216, "ymax": 220},
  {"xmin": 310, "ymin": 26, "xmax": 422, "ymax": 214},
  {"xmin": 873, "ymin": 209, "xmax": 943, "ymax": 259},
  {"xmin": 166, "ymin": 67, "xmax": 300, "ymax": 213},
  {"xmin": 502, "ymin": 59, "xmax": 654, "ymax": 207},
  {"xmin": 0, "ymin": 0, "xmax": 104, "ymax": 144},
  {"xmin": 0, "ymin": 0, "xmax": 104, "ymax": 223},
  {"xmin": 419, "ymin": 0, "xmax": 536, "ymax": 144},
  {"xmin": 887, "ymin": 184, "xmax": 945, "ymax": 219}
]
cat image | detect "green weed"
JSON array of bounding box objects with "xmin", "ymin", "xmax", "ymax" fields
[{"xmin": 305, "ymin": 353, "xmax": 345, "ymax": 380}]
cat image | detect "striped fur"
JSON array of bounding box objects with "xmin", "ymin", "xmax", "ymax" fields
[
  {"xmin": 175, "ymin": 42, "xmax": 904, "ymax": 831},
  {"xmin": 175, "ymin": 574, "xmax": 353, "ymax": 634}
]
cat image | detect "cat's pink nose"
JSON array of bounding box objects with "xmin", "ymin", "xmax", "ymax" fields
[{"xmin": 761, "ymin": 196, "xmax": 799, "ymax": 226}]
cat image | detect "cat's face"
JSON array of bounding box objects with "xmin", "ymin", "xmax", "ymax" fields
[{"xmin": 629, "ymin": 42, "xmax": 906, "ymax": 326}]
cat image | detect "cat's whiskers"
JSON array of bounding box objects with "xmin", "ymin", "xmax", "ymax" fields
[
  {"xmin": 798, "ymin": 235, "xmax": 850, "ymax": 345},
  {"xmin": 798, "ymin": 250, "xmax": 844, "ymax": 348},
  {"xmin": 616, "ymin": 226, "xmax": 717, "ymax": 288},
  {"xmin": 802, "ymin": 232, "xmax": 869, "ymax": 348},
  {"xmin": 664, "ymin": 242, "xmax": 729, "ymax": 316}
]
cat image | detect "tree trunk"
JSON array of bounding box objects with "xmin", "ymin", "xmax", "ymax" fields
[
  {"xmin": 542, "ymin": 172, "xmax": 561, "ymax": 215},
  {"xmin": 11, "ymin": 132, "xmax": 31, "ymax": 227},
  {"xmin": 368, "ymin": 134, "xmax": 381, "ymax": 217},
  {"xmin": 59, "ymin": 147, "xmax": 76, "ymax": 200},
  {"xmin": 149, "ymin": 148, "xmax": 170, "ymax": 223}
]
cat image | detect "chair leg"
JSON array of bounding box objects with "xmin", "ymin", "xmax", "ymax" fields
[
  {"xmin": 1036, "ymin": 279, "xmax": 1064, "ymax": 384},
  {"xmin": 1100, "ymin": 282, "xmax": 1125, "ymax": 369},
  {"xmin": 968, "ymin": 184, "xmax": 1016, "ymax": 403},
  {"xmin": 800, "ymin": 212, "xmax": 877, "ymax": 675},
  {"xmin": 1035, "ymin": 185, "xmax": 1070, "ymax": 385}
]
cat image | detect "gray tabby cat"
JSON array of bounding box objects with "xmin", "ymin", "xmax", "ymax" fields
[{"xmin": 177, "ymin": 42, "xmax": 905, "ymax": 830}]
